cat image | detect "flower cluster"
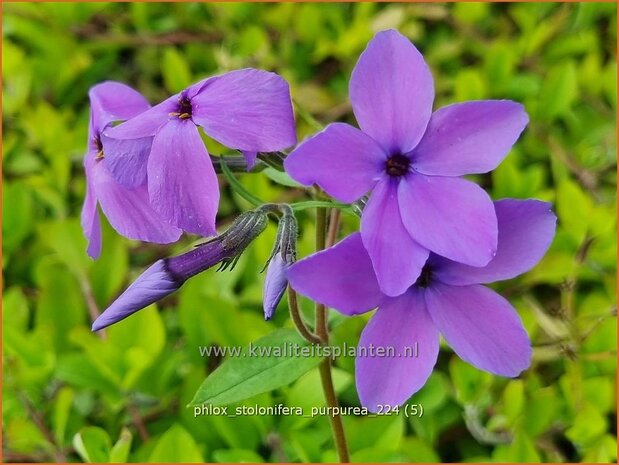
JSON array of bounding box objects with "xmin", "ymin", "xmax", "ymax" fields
[
  {"xmin": 286, "ymin": 30, "xmax": 556, "ymax": 411},
  {"xmin": 83, "ymin": 29, "xmax": 555, "ymax": 413}
]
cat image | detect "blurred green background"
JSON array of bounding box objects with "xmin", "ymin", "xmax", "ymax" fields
[{"xmin": 2, "ymin": 2, "xmax": 617, "ymax": 463}]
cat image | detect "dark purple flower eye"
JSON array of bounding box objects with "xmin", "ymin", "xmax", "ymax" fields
[
  {"xmin": 170, "ymin": 94, "xmax": 193, "ymax": 120},
  {"xmin": 385, "ymin": 154, "xmax": 410, "ymax": 177}
]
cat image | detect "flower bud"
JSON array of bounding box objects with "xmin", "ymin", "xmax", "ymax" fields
[
  {"xmin": 263, "ymin": 207, "xmax": 297, "ymax": 320},
  {"xmin": 93, "ymin": 208, "xmax": 268, "ymax": 331}
]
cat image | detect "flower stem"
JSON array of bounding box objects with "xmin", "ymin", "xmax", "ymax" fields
[
  {"xmin": 315, "ymin": 207, "xmax": 328, "ymax": 340},
  {"xmin": 314, "ymin": 206, "xmax": 350, "ymax": 463},
  {"xmin": 327, "ymin": 208, "xmax": 341, "ymax": 248},
  {"xmin": 318, "ymin": 358, "xmax": 350, "ymax": 462},
  {"xmin": 287, "ymin": 287, "xmax": 321, "ymax": 345}
]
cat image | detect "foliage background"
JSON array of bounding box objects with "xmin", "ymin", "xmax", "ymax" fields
[{"xmin": 2, "ymin": 2, "xmax": 617, "ymax": 463}]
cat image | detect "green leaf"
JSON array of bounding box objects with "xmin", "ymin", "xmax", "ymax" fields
[
  {"xmin": 2, "ymin": 286, "xmax": 30, "ymax": 331},
  {"xmin": 149, "ymin": 424, "xmax": 203, "ymax": 462},
  {"xmin": 502, "ymin": 380, "xmax": 525, "ymax": 425},
  {"xmin": 566, "ymin": 403, "xmax": 607, "ymax": 446},
  {"xmin": 73, "ymin": 427, "xmax": 112, "ymax": 463},
  {"xmin": 110, "ymin": 428, "xmax": 133, "ymax": 463},
  {"xmin": 190, "ymin": 329, "xmax": 323, "ymax": 406},
  {"xmin": 2, "ymin": 181, "xmax": 35, "ymax": 254},
  {"xmin": 161, "ymin": 47, "xmax": 192, "ymax": 93},
  {"xmin": 401, "ymin": 437, "xmax": 440, "ymax": 462},
  {"xmin": 263, "ymin": 167, "xmax": 304, "ymax": 188},
  {"xmin": 493, "ymin": 430, "xmax": 541, "ymax": 462},
  {"xmin": 41, "ymin": 219, "xmax": 90, "ymax": 278},
  {"xmin": 212, "ymin": 448, "xmax": 264, "ymax": 463},
  {"xmin": 52, "ymin": 387, "xmax": 74, "ymax": 445},
  {"xmin": 539, "ymin": 61, "xmax": 578, "ymax": 120}
]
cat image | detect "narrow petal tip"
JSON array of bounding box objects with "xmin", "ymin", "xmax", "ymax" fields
[{"xmin": 93, "ymin": 260, "xmax": 180, "ymax": 330}]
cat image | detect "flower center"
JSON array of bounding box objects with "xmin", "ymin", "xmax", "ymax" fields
[
  {"xmin": 415, "ymin": 264, "xmax": 433, "ymax": 288},
  {"xmin": 385, "ymin": 154, "xmax": 410, "ymax": 177},
  {"xmin": 170, "ymin": 95, "xmax": 193, "ymax": 120}
]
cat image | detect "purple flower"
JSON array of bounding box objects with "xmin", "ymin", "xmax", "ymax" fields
[
  {"xmin": 81, "ymin": 81, "xmax": 182, "ymax": 259},
  {"xmin": 287, "ymin": 199, "xmax": 556, "ymax": 412},
  {"xmin": 92, "ymin": 208, "xmax": 269, "ymax": 331},
  {"xmin": 285, "ymin": 30, "xmax": 529, "ymax": 296},
  {"xmin": 103, "ymin": 69, "xmax": 297, "ymax": 237}
]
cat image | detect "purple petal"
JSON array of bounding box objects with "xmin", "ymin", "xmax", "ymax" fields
[
  {"xmin": 101, "ymin": 135, "xmax": 152, "ymax": 187},
  {"xmin": 434, "ymin": 199, "xmax": 557, "ymax": 286},
  {"xmin": 263, "ymin": 254, "xmax": 289, "ymax": 320},
  {"xmin": 81, "ymin": 156, "xmax": 102, "ymax": 259},
  {"xmin": 361, "ymin": 178, "xmax": 429, "ymax": 297},
  {"xmin": 191, "ymin": 69, "xmax": 296, "ymax": 152},
  {"xmin": 92, "ymin": 161, "xmax": 182, "ymax": 244},
  {"xmin": 147, "ymin": 120, "xmax": 220, "ymax": 236},
  {"xmin": 284, "ymin": 123, "xmax": 386, "ymax": 203},
  {"xmin": 243, "ymin": 151, "xmax": 258, "ymax": 171},
  {"xmin": 104, "ymin": 95, "xmax": 178, "ymax": 140},
  {"xmin": 356, "ymin": 288, "xmax": 439, "ymax": 412},
  {"xmin": 350, "ymin": 29, "xmax": 434, "ymax": 155},
  {"xmin": 425, "ymin": 283, "xmax": 531, "ymax": 377},
  {"xmin": 89, "ymin": 81, "xmax": 150, "ymax": 135},
  {"xmin": 411, "ymin": 101, "xmax": 529, "ymax": 176},
  {"xmin": 287, "ymin": 233, "xmax": 383, "ymax": 315},
  {"xmin": 92, "ymin": 260, "xmax": 180, "ymax": 331},
  {"xmin": 399, "ymin": 174, "xmax": 497, "ymax": 267}
]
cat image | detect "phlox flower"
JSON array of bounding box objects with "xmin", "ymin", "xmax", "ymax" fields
[
  {"xmin": 285, "ymin": 30, "xmax": 529, "ymax": 296},
  {"xmin": 288, "ymin": 199, "xmax": 556, "ymax": 412},
  {"xmin": 103, "ymin": 69, "xmax": 296, "ymax": 237},
  {"xmin": 81, "ymin": 81, "xmax": 182, "ymax": 259}
]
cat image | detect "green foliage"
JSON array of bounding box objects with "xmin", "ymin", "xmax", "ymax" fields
[
  {"xmin": 2, "ymin": 2, "xmax": 616, "ymax": 463},
  {"xmin": 190, "ymin": 330, "xmax": 323, "ymax": 406}
]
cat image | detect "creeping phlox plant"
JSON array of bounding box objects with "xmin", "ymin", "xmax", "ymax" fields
[{"xmin": 82, "ymin": 29, "xmax": 556, "ymax": 460}]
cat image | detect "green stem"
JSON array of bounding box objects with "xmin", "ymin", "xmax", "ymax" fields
[
  {"xmin": 219, "ymin": 155, "xmax": 265, "ymax": 207},
  {"xmin": 287, "ymin": 287, "xmax": 321, "ymax": 345},
  {"xmin": 290, "ymin": 200, "xmax": 352, "ymax": 213},
  {"xmin": 314, "ymin": 207, "xmax": 350, "ymax": 463}
]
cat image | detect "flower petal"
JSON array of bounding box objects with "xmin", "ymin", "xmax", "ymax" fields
[
  {"xmin": 81, "ymin": 157, "xmax": 102, "ymax": 259},
  {"xmin": 101, "ymin": 135, "xmax": 152, "ymax": 187},
  {"xmin": 287, "ymin": 233, "xmax": 382, "ymax": 315},
  {"xmin": 104, "ymin": 95, "xmax": 178, "ymax": 140},
  {"xmin": 411, "ymin": 101, "xmax": 529, "ymax": 176},
  {"xmin": 191, "ymin": 68, "xmax": 296, "ymax": 152},
  {"xmin": 434, "ymin": 199, "xmax": 557, "ymax": 286},
  {"xmin": 399, "ymin": 174, "xmax": 497, "ymax": 267},
  {"xmin": 356, "ymin": 288, "xmax": 439, "ymax": 412},
  {"xmin": 425, "ymin": 283, "xmax": 531, "ymax": 376},
  {"xmin": 350, "ymin": 29, "xmax": 434, "ymax": 155},
  {"xmin": 92, "ymin": 162, "xmax": 182, "ymax": 244},
  {"xmin": 284, "ymin": 123, "xmax": 386, "ymax": 203},
  {"xmin": 148, "ymin": 120, "xmax": 220, "ymax": 236},
  {"xmin": 243, "ymin": 151, "xmax": 258, "ymax": 171},
  {"xmin": 89, "ymin": 81, "xmax": 151, "ymax": 134},
  {"xmin": 361, "ymin": 178, "xmax": 429, "ymax": 296},
  {"xmin": 92, "ymin": 260, "xmax": 180, "ymax": 331}
]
